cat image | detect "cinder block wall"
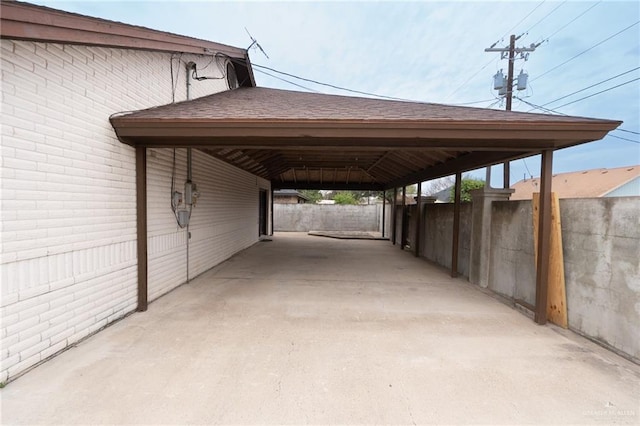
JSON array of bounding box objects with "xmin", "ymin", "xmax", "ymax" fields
[
  {"xmin": 0, "ymin": 39, "xmax": 265, "ymax": 382},
  {"xmin": 274, "ymin": 204, "xmax": 381, "ymax": 232},
  {"xmin": 489, "ymin": 197, "xmax": 640, "ymax": 361},
  {"xmin": 419, "ymin": 203, "xmax": 472, "ymax": 277}
]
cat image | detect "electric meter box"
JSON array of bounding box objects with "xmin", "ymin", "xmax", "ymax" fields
[{"xmin": 178, "ymin": 210, "xmax": 190, "ymax": 227}]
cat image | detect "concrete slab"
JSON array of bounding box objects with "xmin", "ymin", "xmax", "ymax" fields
[{"xmin": 1, "ymin": 232, "xmax": 639, "ymax": 424}]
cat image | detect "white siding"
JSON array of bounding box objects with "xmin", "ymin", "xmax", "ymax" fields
[{"xmin": 0, "ymin": 39, "xmax": 253, "ymax": 382}]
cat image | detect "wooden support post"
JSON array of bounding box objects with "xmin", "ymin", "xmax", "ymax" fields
[
  {"xmin": 401, "ymin": 186, "xmax": 406, "ymax": 250},
  {"xmin": 392, "ymin": 188, "xmax": 397, "ymax": 245},
  {"xmin": 535, "ymin": 150, "xmax": 553, "ymax": 325},
  {"xmin": 135, "ymin": 146, "xmax": 148, "ymax": 312},
  {"xmin": 533, "ymin": 192, "xmax": 568, "ymax": 328},
  {"xmin": 414, "ymin": 182, "xmax": 421, "ymax": 257},
  {"xmin": 381, "ymin": 190, "xmax": 386, "ymax": 238},
  {"xmin": 503, "ymin": 161, "xmax": 510, "ymax": 189},
  {"xmin": 270, "ymin": 187, "xmax": 274, "ymax": 236},
  {"xmin": 451, "ymin": 171, "xmax": 462, "ymax": 278}
]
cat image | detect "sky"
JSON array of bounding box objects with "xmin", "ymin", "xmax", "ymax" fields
[{"xmin": 32, "ymin": 0, "xmax": 640, "ymax": 186}]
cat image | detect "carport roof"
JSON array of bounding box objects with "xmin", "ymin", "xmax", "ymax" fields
[{"xmin": 110, "ymin": 87, "xmax": 621, "ymax": 190}]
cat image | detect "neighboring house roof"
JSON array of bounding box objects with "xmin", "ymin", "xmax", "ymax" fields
[
  {"xmin": 431, "ymin": 187, "xmax": 453, "ymax": 203},
  {"xmin": 510, "ymin": 165, "xmax": 640, "ymax": 200},
  {"xmin": 0, "ymin": 1, "xmax": 255, "ymax": 87},
  {"xmin": 110, "ymin": 87, "xmax": 620, "ymax": 191},
  {"xmin": 274, "ymin": 189, "xmax": 310, "ymax": 201}
]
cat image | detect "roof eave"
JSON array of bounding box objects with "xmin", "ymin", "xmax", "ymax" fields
[
  {"xmin": 0, "ymin": 1, "xmax": 255, "ymax": 87},
  {"xmin": 110, "ymin": 118, "xmax": 620, "ymax": 150}
]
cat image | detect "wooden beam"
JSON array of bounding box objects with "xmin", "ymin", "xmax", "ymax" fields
[
  {"xmin": 135, "ymin": 146, "xmax": 148, "ymax": 312},
  {"xmin": 385, "ymin": 151, "xmax": 525, "ymax": 189},
  {"xmin": 451, "ymin": 171, "xmax": 462, "ymax": 278},
  {"xmin": 535, "ymin": 150, "xmax": 553, "ymax": 325},
  {"xmin": 271, "ymin": 182, "xmax": 384, "ymax": 191}
]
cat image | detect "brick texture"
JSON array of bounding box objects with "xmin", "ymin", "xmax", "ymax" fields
[{"xmin": 0, "ymin": 39, "xmax": 261, "ymax": 382}]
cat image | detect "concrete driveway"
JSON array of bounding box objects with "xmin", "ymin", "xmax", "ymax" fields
[{"xmin": 1, "ymin": 232, "xmax": 639, "ymax": 425}]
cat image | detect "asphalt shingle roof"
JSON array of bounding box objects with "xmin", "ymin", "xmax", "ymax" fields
[{"xmin": 118, "ymin": 87, "xmax": 608, "ymax": 123}]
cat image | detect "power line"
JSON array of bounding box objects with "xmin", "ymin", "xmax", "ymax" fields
[
  {"xmin": 617, "ymin": 128, "xmax": 640, "ymax": 135},
  {"xmin": 534, "ymin": 67, "xmax": 640, "ymax": 108},
  {"xmin": 531, "ymin": 20, "xmax": 640, "ymax": 82},
  {"xmin": 445, "ymin": 57, "xmax": 496, "ymax": 100},
  {"xmin": 553, "ymin": 77, "xmax": 640, "ymax": 109},
  {"xmin": 253, "ymin": 68, "xmax": 320, "ymax": 93},
  {"xmin": 516, "ymin": 96, "xmax": 567, "ymax": 114},
  {"xmin": 500, "ymin": 0, "xmax": 548, "ymax": 41},
  {"xmin": 251, "ymin": 61, "xmax": 500, "ymax": 107},
  {"xmin": 546, "ymin": 1, "xmax": 601, "ymax": 40},
  {"xmin": 609, "ymin": 134, "xmax": 640, "ymax": 144},
  {"xmin": 252, "ymin": 63, "xmax": 416, "ymax": 102},
  {"xmin": 517, "ymin": 97, "xmax": 640, "ymax": 144},
  {"xmin": 523, "ymin": 1, "xmax": 567, "ymax": 35},
  {"xmin": 447, "ymin": 1, "xmax": 547, "ymax": 101},
  {"xmin": 450, "ymin": 98, "xmax": 497, "ymax": 106}
]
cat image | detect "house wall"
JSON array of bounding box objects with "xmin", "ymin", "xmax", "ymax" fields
[
  {"xmin": 605, "ymin": 177, "xmax": 640, "ymax": 197},
  {"xmin": 0, "ymin": 39, "xmax": 263, "ymax": 382},
  {"xmin": 274, "ymin": 195, "xmax": 299, "ymax": 204}
]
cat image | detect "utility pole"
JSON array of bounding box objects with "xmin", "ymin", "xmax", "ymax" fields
[{"xmin": 485, "ymin": 35, "xmax": 539, "ymax": 188}]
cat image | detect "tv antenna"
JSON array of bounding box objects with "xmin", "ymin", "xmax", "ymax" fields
[{"xmin": 245, "ymin": 28, "xmax": 269, "ymax": 59}]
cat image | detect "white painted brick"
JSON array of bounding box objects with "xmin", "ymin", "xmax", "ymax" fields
[
  {"xmin": 5, "ymin": 315, "xmax": 39, "ymax": 337},
  {"xmin": 87, "ymin": 319, "xmax": 108, "ymax": 335},
  {"xmin": 0, "ymin": 294, "xmax": 19, "ymax": 308},
  {"xmin": 40, "ymin": 321, "xmax": 69, "ymax": 341},
  {"xmin": 47, "ymin": 327, "xmax": 74, "ymax": 346},
  {"xmin": 18, "ymin": 300, "xmax": 50, "ymax": 321},
  {"xmin": 18, "ymin": 321, "xmax": 49, "ymax": 343},
  {"xmin": 19, "ymin": 338, "xmax": 50, "ymax": 361},
  {"xmin": 4, "ymin": 296, "xmax": 45, "ymax": 317},
  {"xmin": 48, "ymin": 291, "xmax": 74, "ymax": 309},
  {"xmin": 2, "ymin": 353, "xmax": 20, "ymax": 372},
  {"xmin": 40, "ymin": 340, "xmax": 67, "ymax": 361},
  {"xmin": 8, "ymin": 352, "xmax": 40, "ymax": 377},
  {"xmin": 1, "ymin": 39, "xmax": 245, "ymax": 381},
  {"xmin": 68, "ymin": 328, "xmax": 90, "ymax": 345},
  {"xmin": 8, "ymin": 334, "xmax": 40, "ymax": 357},
  {"xmin": 0, "ymin": 334, "xmax": 20, "ymax": 358}
]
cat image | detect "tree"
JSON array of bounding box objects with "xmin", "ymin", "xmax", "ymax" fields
[
  {"xmin": 333, "ymin": 191, "xmax": 360, "ymax": 205},
  {"xmin": 449, "ymin": 178, "xmax": 485, "ymax": 202},
  {"xmin": 299, "ymin": 189, "xmax": 322, "ymax": 203}
]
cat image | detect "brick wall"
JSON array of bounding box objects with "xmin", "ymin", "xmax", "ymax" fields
[{"xmin": 0, "ymin": 39, "xmax": 261, "ymax": 382}]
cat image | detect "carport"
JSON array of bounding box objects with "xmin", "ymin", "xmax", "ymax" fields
[{"xmin": 110, "ymin": 87, "xmax": 620, "ymax": 325}]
